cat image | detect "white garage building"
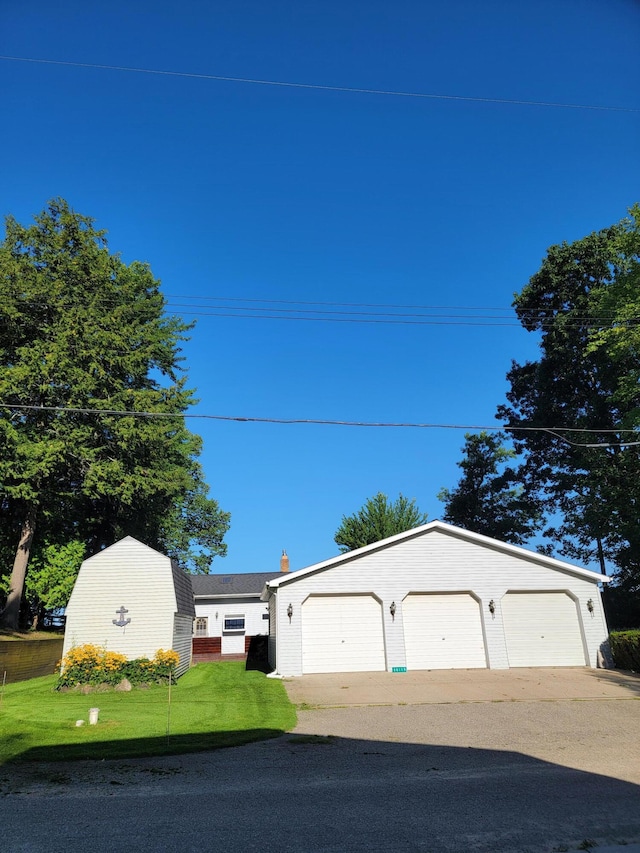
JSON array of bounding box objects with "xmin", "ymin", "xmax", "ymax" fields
[{"xmin": 262, "ymin": 521, "xmax": 610, "ymax": 677}]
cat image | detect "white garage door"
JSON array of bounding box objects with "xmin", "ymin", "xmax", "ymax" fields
[
  {"xmin": 301, "ymin": 595, "xmax": 385, "ymax": 674},
  {"xmin": 502, "ymin": 592, "xmax": 586, "ymax": 667},
  {"xmin": 403, "ymin": 593, "xmax": 487, "ymax": 670}
]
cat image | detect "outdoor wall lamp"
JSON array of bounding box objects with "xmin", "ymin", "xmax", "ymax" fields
[
  {"xmin": 586, "ymin": 598, "xmax": 594, "ymax": 614},
  {"xmin": 287, "ymin": 603, "xmax": 293, "ymax": 623},
  {"xmin": 488, "ymin": 599, "xmax": 496, "ymax": 616},
  {"xmin": 390, "ymin": 601, "xmax": 396, "ymax": 621}
]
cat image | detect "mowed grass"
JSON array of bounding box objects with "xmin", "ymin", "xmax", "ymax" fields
[{"xmin": 0, "ymin": 662, "xmax": 296, "ymax": 764}]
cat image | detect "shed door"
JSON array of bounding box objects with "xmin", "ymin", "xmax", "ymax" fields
[
  {"xmin": 502, "ymin": 592, "xmax": 586, "ymax": 667},
  {"xmin": 403, "ymin": 593, "xmax": 487, "ymax": 670},
  {"xmin": 301, "ymin": 595, "xmax": 385, "ymax": 674}
]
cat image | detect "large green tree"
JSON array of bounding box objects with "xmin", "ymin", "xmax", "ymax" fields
[
  {"xmin": 334, "ymin": 492, "xmax": 428, "ymax": 553},
  {"xmin": 438, "ymin": 431, "xmax": 541, "ymax": 544},
  {"xmin": 0, "ymin": 199, "xmax": 230, "ymax": 628},
  {"xmin": 497, "ymin": 206, "xmax": 640, "ymax": 586},
  {"xmin": 24, "ymin": 540, "xmax": 85, "ymax": 627}
]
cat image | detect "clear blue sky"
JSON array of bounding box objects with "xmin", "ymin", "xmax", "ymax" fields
[{"xmin": 2, "ymin": 1, "xmax": 638, "ymax": 573}]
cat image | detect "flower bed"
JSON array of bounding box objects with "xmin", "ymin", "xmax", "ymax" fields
[{"xmin": 57, "ymin": 644, "xmax": 180, "ymax": 688}]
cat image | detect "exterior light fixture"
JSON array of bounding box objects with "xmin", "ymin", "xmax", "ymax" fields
[
  {"xmin": 488, "ymin": 599, "xmax": 496, "ymax": 616},
  {"xmin": 586, "ymin": 598, "xmax": 594, "ymax": 614},
  {"xmin": 287, "ymin": 603, "xmax": 293, "ymax": 622},
  {"xmin": 390, "ymin": 601, "xmax": 396, "ymax": 621}
]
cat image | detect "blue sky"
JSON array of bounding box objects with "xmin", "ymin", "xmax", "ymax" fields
[{"xmin": 1, "ymin": 0, "xmax": 639, "ymax": 574}]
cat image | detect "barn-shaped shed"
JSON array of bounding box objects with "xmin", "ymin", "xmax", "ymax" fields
[
  {"xmin": 262, "ymin": 521, "xmax": 611, "ymax": 677},
  {"xmin": 63, "ymin": 537, "xmax": 195, "ymax": 676}
]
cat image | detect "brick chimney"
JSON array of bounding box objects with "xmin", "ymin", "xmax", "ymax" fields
[{"xmin": 280, "ymin": 549, "xmax": 290, "ymax": 573}]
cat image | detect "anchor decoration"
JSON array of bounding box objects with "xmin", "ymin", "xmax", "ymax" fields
[{"xmin": 112, "ymin": 606, "xmax": 131, "ymax": 628}]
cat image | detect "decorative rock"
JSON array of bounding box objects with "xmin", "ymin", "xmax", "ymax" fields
[
  {"xmin": 75, "ymin": 719, "xmax": 85, "ymax": 727},
  {"xmin": 115, "ymin": 677, "xmax": 132, "ymax": 692}
]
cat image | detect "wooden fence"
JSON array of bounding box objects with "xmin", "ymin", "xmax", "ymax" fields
[{"xmin": 0, "ymin": 637, "xmax": 64, "ymax": 684}]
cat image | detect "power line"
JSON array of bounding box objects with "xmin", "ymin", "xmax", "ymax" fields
[
  {"xmin": 1, "ymin": 402, "xmax": 638, "ymax": 437},
  {"xmin": 4, "ymin": 289, "xmax": 630, "ymax": 324},
  {"xmin": 1, "ymin": 55, "xmax": 638, "ymax": 114},
  {"xmin": 4, "ymin": 294, "xmax": 633, "ymax": 328},
  {"xmin": 164, "ymin": 295, "xmax": 522, "ymax": 311}
]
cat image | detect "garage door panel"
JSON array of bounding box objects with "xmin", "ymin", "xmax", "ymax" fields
[
  {"xmin": 302, "ymin": 595, "xmax": 385, "ymax": 674},
  {"xmin": 502, "ymin": 592, "xmax": 586, "ymax": 667},
  {"xmin": 403, "ymin": 593, "xmax": 487, "ymax": 670}
]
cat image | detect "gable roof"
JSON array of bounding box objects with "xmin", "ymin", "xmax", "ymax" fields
[
  {"xmin": 263, "ymin": 520, "xmax": 610, "ymax": 592},
  {"xmin": 191, "ymin": 571, "xmax": 280, "ymax": 598}
]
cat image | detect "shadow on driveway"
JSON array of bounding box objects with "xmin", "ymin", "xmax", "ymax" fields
[{"xmin": 1, "ymin": 732, "xmax": 639, "ymax": 852}]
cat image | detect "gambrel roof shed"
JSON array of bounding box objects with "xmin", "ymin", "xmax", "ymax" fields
[
  {"xmin": 63, "ymin": 536, "xmax": 195, "ymax": 676},
  {"xmin": 262, "ymin": 521, "xmax": 611, "ymax": 677}
]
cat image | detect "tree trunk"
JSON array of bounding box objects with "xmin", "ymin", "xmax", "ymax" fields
[
  {"xmin": 596, "ymin": 536, "xmax": 607, "ymax": 576},
  {"xmin": 0, "ymin": 510, "xmax": 37, "ymax": 630}
]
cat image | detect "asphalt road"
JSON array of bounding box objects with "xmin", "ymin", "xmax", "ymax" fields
[{"xmin": 1, "ymin": 698, "xmax": 639, "ymax": 853}]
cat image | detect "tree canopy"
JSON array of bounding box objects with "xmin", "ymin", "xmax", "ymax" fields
[
  {"xmin": 334, "ymin": 492, "xmax": 428, "ymax": 553},
  {"xmin": 0, "ymin": 199, "xmax": 230, "ymax": 628},
  {"xmin": 497, "ymin": 205, "xmax": 640, "ymax": 587},
  {"xmin": 438, "ymin": 431, "xmax": 541, "ymax": 544}
]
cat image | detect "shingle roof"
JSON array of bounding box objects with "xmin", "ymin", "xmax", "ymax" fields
[
  {"xmin": 171, "ymin": 560, "xmax": 196, "ymax": 616},
  {"xmin": 190, "ymin": 571, "xmax": 279, "ymax": 597}
]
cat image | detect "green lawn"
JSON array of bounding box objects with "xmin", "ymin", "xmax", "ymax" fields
[{"xmin": 0, "ymin": 662, "xmax": 296, "ymax": 764}]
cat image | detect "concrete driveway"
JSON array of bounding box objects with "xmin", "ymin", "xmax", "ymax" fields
[{"xmin": 283, "ymin": 666, "xmax": 640, "ymax": 707}]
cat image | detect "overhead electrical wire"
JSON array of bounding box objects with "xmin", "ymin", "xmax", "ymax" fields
[
  {"xmin": 1, "ymin": 403, "xmax": 638, "ymax": 448},
  {"xmin": 1, "ymin": 55, "xmax": 638, "ymax": 114},
  {"xmin": 4, "ymin": 292, "xmax": 635, "ymax": 328}
]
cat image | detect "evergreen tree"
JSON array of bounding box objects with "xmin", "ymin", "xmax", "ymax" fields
[
  {"xmin": 334, "ymin": 492, "xmax": 427, "ymax": 553},
  {"xmin": 0, "ymin": 200, "xmax": 230, "ymax": 628},
  {"xmin": 438, "ymin": 431, "xmax": 541, "ymax": 544}
]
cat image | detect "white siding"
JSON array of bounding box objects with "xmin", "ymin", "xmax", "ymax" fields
[
  {"xmin": 194, "ymin": 597, "xmax": 269, "ymax": 640},
  {"xmin": 270, "ymin": 527, "xmax": 608, "ymax": 676},
  {"xmin": 502, "ymin": 592, "xmax": 586, "ymax": 667},
  {"xmin": 63, "ymin": 538, "xmax": 180, "ymax": 666},
  {"xmin": 268, "ymin": 594, "xmax": 277, "ymax": 670},
  {"xmin": 301, "ymin": 595, "xmax": 385, "ymax": 673},
  {"xmin": 403, "ymin": 593, "xmax": 487, "ymax": 670}
]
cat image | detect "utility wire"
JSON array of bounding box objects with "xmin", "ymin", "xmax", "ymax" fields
[
  {"xmin": 1, "ymin": 402, "xmax": 638, "ymax": 438},
  {"xmin": 1, "ymin": 55, "xmax": 638, "ymax": 113},
  {"xmin": 4, "ymin": 296, "xmax": 634, "ymax": 328},
  {"xmin": 5, "ymin": 292, "xmax": 630, "ymax": 324}
]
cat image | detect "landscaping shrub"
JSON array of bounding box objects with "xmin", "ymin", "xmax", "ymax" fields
[
  {"xmin": 609, "ymin": 630, "xmax": 640, "ymax": 671},
  {"xmin": 58, "ymin": 644, "xmax": 180, "ymax": 688}
]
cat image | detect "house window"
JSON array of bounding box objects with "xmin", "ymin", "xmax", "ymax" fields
[
  {"xmin": 195, "ymin": 617, "xmax": 208, "ymax": 637},
  {"xmin": 224, "ymin": 615, "xmax": 245, "ymax": 632}
]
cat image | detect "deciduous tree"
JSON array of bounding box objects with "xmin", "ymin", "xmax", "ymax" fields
[{"xmin": 497, "ymin": 206, "xmax": 640, "ymax": 585}]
